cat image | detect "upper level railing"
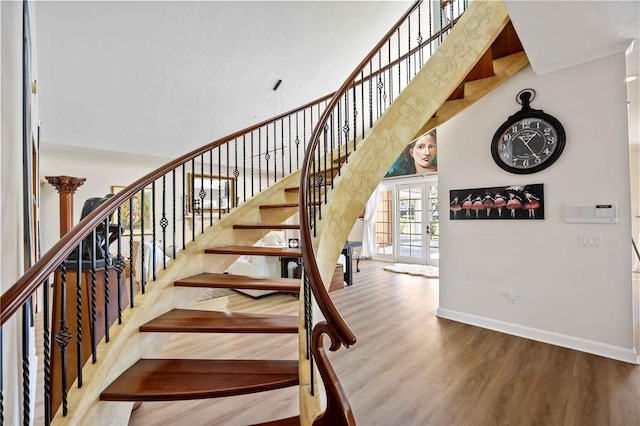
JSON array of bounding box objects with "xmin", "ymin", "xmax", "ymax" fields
[
  {"xmin": 298, "ymin": 0, "xmax": 467, "ymax": 417},
  {"xmin": 0, "ymin": 1, "xmax": 467, "ymax": 424},
  {"xmin": 299, "ymin": 0, "xmax": 467, "ymax": 336}
]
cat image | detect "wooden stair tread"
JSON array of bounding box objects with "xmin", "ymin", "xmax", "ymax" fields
[
  {"xmin": 259, "ymin": 201, "xmax": 319, "ymax": 209},
  {"xmin": 140, "ymin": 309, "xmax": 298, "ymax": 334},
  {"xmin": 205, "ymin": 245, "xmax": 302, "ymax": 257},
  {"xmin": 233, "ymin": 224, "xmax": 300, "ymax": 230},
  {"xmin": 100, "ymin": 359, "xmax": 299, "ymax": 402},
  {"xmin": 174, "ymin": 273, "xmax": 300, "ymax": 292}
]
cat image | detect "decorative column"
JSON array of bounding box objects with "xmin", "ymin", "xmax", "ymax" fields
[{"xmin": 45, "ymin": 175, "xmax": 86, "ymax": 237}]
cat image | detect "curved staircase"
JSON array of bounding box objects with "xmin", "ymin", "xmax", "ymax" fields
[{"xmin": 1, "ymin": 1, "xmax": 531, "ymax": 425}]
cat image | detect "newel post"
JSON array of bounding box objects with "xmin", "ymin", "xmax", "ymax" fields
[{"xmin": 45, "ymin": 175, "xmax": 86, "ymax": 237}]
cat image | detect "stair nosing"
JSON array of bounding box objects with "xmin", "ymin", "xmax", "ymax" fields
[
  {"xmin": 140, "ymin": 309, "xmax": 299, "ymax": 334},
  {"xmin": 100, "ymin": 359, "xmax": 299, "ymax": 402}
]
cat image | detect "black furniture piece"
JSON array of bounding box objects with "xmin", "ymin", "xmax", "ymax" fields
[{"xmin": 342, "ymin": 241, "xmax": 362, "ymax": 286}]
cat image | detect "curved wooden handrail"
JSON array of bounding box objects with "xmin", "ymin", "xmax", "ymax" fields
[
  {"xmin": 0, "ymin": 0, "xmax": 460, "ymax": 328},
  {"xmin": 299, "ymin": 0, "xmax": 423, "ymax": 348},
  {"xmin": 0, "ymin": 83, "xmax": 366, "ymax": 326},
  {"xmin": 311, "ymin": 322, "xmax": 356, "ymax": 426}
]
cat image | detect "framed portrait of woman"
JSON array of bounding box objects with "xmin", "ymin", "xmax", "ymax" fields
[
  {"xmin": 385, "ymin": 128, "xmax": 438, "ymax": 178},
  {"xmin": 111, "ymin": 185, "xmax": 153, "ymax": 235}
]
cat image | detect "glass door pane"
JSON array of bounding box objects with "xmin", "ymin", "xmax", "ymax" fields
[
  {"xmin": 375, "ymin": 188, "xmax": 394, "ymax": 259},
  {"xmin": 397, "ymin": 185, "xmax": 425, "ymax": 264},
  {"xmin": 428, "ymin": 184, "xmax": 439, "ymax": 266}
]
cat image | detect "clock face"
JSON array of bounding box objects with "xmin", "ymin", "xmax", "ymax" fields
[{"xmin": 491, "ymin": 112, "xmax": 565, "ymax": 174}]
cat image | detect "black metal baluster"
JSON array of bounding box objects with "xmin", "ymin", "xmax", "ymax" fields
[
  {"xmin": 439, "ymin": 0, "xmax": 444, "ymax": 43},
  {"xmin": 337, "ymin": 95, "xmax": 344, "ymax": 169},
  {"xmin": 190, "ymin": 160, "xmax": 195, "ymax": 243},
  {"xmin": 332, "ymin": 107, "xmax": 337, "ymax": 183},
  {"xmin": 173, "ymin": 170, "xmax": 177, "ymax": 259},
  {"xmin": 115, "ymin": 213, "xmax": 124, "ymax": 321},
  {"xmin": 352, "ymin": 81, "xmax": 357, "ymax": 154},
  {"xmin": 181, "ymin": 165, "xmax": 186, "ymax": 251},
  {"xmin": 343, "ymin": 91, "xmax": 350, "ymax": 162},
  {"xmin": 265, "ymin": 126, "xmax": 271, "ymax": 187},
  {"xmin": 429, "ymin": 1, "xmax": 433, "ymax": 56},
  {"xmin": 210, "ymin": 149, "xmax": 213, "ymax": 225},
  {"xmin": 226, "ymin": 141, "xmax": 231, "ymax": 213},
  {"xmin": 218, "ymin": 147, "xmax": 222, "ymax": 220},
  {"xmin": 408, "ymin": 14, "xmax": 412, "ymax": 82},
  {"xmin": 281, "ymin": 118, "xmax": 285, "ymax": 178},
  {"xmin": 288, "ymin": 117, "xmax": 292, "ymax": 174},
  {"xmin": 295, "ymin": 112, "xmax": 300, "ymax": 169},
  {"xmin": 418, "ymin": 4, "xmax": 424, "ymax": 67},
  {"xmin": 161, "ymin": 176, "xmax": 168, "ymax": 268},
  {"xmin": 103, "ymin": 218, "xmax": 110, "ymax": 344},
  {"xmin": 43, "ymin": 277, "xmax": 51, "ymax": 425},
  {"xmin": 377, "ymin": 51, "xmax": 383, "ymax": 119},
  {"xmin": 234, "ymin": 139, "xmax": 240, "ymax": 209},
  {"xmin": 75, "ymin": 244, "xmax": 83, "ymax": 386},
  {"xmin": 398, "ymin": 28, "xmax": 402, "ymax": 93},
  {"xmin": 140, "ymin": 190, "xmax": 146, "ymax": 291},
  {"xmin": 450, "ymin": 0, "xmax": 455, "ymax": 29},
  {"xmin": 242, "ymin": 135, "xmax": 247, "ymax": 203},
  {"xmin": 251, "ymin": 133, "xmax": 255, "ymax": 197},
  {"xmin": 55, "ymin": 260, "xmax": 71, "ymax": 416},
  {"xmin": 90, "ymin": 231, "xmax": 97, "ymax": 362},
  {"xmin": 200, "ymin": 157, "xmax": 205, "ymax": 234},
  {"xmin": 368, "ymin": 60, "xmax": 373, "ymax": 129},
  {"xmin": 151, "ymin": 181, "xmax": 157, "ymax": 280},
  {"xmin": 271, "ymin": 122, "xmax": 277, "ymax": 183},
  {"xmin": 323, "ymin": 121, "xmax": 329, "ymax": 204},
  {"xmin": 128, "ymin": 205, "xmax": 134, "ymax": 307},
  {"xmin": 258, "ymin": 129, "xmax": 262, "ymax": 192},
  {"xmin": 389, "ymin": 40, "xmax": 394, "ymax": 104},
  {"xmin": 361, "ymin": 71, "xmax": 365, "ymax": 144},
  {"xmin": 21, "ymin": 303, "xmax": 31, "ymax": 425}
]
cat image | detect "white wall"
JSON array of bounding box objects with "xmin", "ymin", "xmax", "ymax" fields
[
  {"xmin": 437, "ymin": 54, "xmax": 637, "ymax": 363},
  {"xmin": 39, "ymin": 145, "xmax": 269, "ymax": 255},
  {"xmin": 39, "ymin": 145, "xmax": 169, "ymax": 252}
]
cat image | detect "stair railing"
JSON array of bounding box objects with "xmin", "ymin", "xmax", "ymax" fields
[
  {"xmin": 298, "ymin": 0, "xmax": 468, "ymax": 421},
  {"xmin": 0, "ymin": 1, "xmax": 467, "ymax": 424}
]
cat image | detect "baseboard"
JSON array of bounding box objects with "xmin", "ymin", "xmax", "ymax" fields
[{"xmin": 436, "ymin": 308, "xmax": 640, "ymax": 365}]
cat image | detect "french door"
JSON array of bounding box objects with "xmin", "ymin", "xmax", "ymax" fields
[{"xmin": 374, "ymin": 178, "xmax": 439, "ymax": 265}]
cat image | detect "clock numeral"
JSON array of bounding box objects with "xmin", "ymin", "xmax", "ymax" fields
[
  {"xmin": 522, "ymin": 120, "xmax": 531, "ymax": 128},
  {"xmin": 543, "ymin": 148, "xmax": 551, "ymax": 155},
  {"xmin": 535, "ymin": 157, "xmax": 542, "ymax": 164},
  {"xmin": 512, "ymin": 158, "xmax": 518, "ymax": 166},
  {"xmin": 511, "ymin": 125, "xmax": 518, "ymax": 133},
  {"xmin": 547, "ymin": 136, "xmax": 556, "ymax": 144},
  {"xmin": 503, "ymin": 152, "xmax": 509, "ymax": 159},
  {"xmin": 523, "ymin": 159, "xmax": 530, "ymax": 167},
  {"xmin": 543, "ymin": 128, "xmax": 551, "ymax": 135},
  {"xmin": 502, "ymin": 134, "xmax": 511, "ymax": 142},
  {"xmin": 500, "ymin": 143, "xmax": 506, "ymax": 151}
]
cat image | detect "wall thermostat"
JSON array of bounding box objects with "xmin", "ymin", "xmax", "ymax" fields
[{"xmin": 564, "ymin": 204, "xmax": 618, "ymax": 223}]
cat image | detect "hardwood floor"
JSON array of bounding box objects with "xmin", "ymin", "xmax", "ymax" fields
[{"xmin": 126, "ymin": 260, "xmax": 639, "ymax": 426}]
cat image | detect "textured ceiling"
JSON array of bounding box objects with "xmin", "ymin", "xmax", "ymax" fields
[
  {"xmin": 35, "ymin": 1, "xmax": 639, "ymax": 160},
  {"xmin": 35, "ymin": 1, "xmax": 412, "ymax": 159}
]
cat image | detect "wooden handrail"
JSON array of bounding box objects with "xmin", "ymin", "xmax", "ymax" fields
[
  {"xmin": 0, "ymin": 49, "xmax": 411, "ymax": 326},
  {"xmin": 299, "ymin": 0, "xmax": 423, "ymax": 348}
]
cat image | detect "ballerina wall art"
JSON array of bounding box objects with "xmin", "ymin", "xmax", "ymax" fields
[{"xmin": 449, "ymin": 184, "xmax": 544, "ymax": 220}]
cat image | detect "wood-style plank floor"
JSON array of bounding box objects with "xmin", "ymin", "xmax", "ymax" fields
[{"xmin": 126, "ymin": 260, "xmax": 639, "ymax": 426}]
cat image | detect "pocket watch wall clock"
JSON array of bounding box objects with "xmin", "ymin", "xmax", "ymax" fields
[{"xmin": 491, "ymin": 88, "xmax": 566, "ymax": 174}]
